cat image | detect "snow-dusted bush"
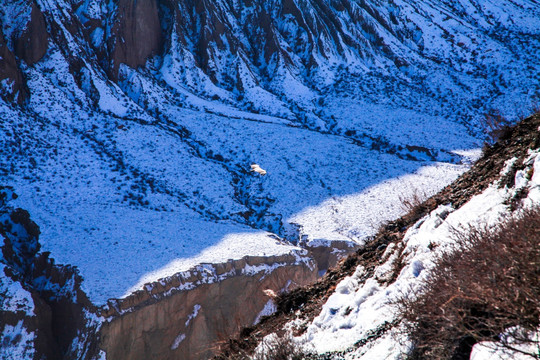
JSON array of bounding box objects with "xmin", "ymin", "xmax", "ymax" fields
[{"xmin": 398, "ymin": 206, "xmax": 540, "ymax": 359}]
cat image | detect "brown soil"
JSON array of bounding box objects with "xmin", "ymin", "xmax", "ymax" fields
[{"xmin": 215, "ymin": 112, "xmax": 540, "ymax": 359}]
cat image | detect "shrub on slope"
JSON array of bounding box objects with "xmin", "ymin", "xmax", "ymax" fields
[{"xmin": 399, "ymin": 207, "xmax": 540, "ymax": 359}]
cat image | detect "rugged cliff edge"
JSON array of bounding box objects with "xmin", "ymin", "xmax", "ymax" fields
[
  {"xmin": 0, "ymin": 187, "xmax": 99, "ymax": 360},
  {"xmin": 0, "ymin": 185, "xmax": 320, "ymax": 360},
  {"xmin": 99, "ymin": 254, "xmax": 316, "ymax": 360}
]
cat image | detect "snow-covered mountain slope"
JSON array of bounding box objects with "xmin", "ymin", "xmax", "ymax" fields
[
  {"xmin": 2, "ymin": 0, "xmax": 540, "ymax": 359},
  {"xmin": 223, "ymin": 113, "xmax": 540, "ymax": 359},
  {"xmin": 1, "ymin": 0, "xmax": 540, "ymax": 316}
]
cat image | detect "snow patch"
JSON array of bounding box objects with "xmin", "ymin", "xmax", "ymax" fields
[
  {"xmin": 0, "ymin": 320, "xmax": 35, "ymax": 360},
  {"xmin": 171, "ymin": 333, "xmax": 186, "ymax": 350},
  {"xmin": 253, "ymin": 299, "xmax": 277, "ymax": 325}
]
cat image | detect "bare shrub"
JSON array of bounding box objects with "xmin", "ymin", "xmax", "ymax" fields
[
  {"xmin": 481, "ymin": 108, "xmax": 513, "ymax": 145},
  {"xmin": 397, "ymin": 207, "xmax": 540, "ymax": 360},
  {"xmin": 251, "ymin": 334, "xmax": 306, "ymax": 360},
  {"xmin": 399, "ymin": 189, "xmax": 428, "ymax": 219},
  {"xmin": 532, "ymin": 101, "xmax": 540, "ymax": 115},
  {"xmin": 216, "ymin": 333, "xmax": 308, "ymax": 360}
]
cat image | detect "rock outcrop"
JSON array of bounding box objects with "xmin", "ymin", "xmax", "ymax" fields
[
  {"xmin": 99, "ymin": 254, "xmax": 317, "ymax": 360},
  {"xmin": 304, "ymin": 239, "xmax": 361, "ymax": 274},
  {"xmin": 13, "ymin": 2, "xmax": 48, "ymax": 66},
  {"xmin": 110, "ymin": 0, "xmax": 163, "ymax": 78},
  {"xmin": 0, "ymin": 28, "xmax": 27, "ymax": 103},
  {"xmin": 0, "ymin": 187, "xmax": 99, "ymax": 360},
  {"xmin": 0, "ymin": 0, "xmax": 48, "ymax": 103}
]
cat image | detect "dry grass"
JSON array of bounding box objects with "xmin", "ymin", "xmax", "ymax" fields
[
  {"xmin": 251, "ymin": 335, "xmax": 307, "ymax": 360},
  {"xmin": 399, "ymin": 189, "xmax": 429, "ymax": 218},
  {"xmin": 216, "ymin": 333, "xmax": 308, "ymax": 360},
  {"xmin": 397, "ymin": 206, "xmax": 540, "ymax": 359},
  {"xmin": 481, "ymin": 108, "xmax": 513, "ymax": 145}
]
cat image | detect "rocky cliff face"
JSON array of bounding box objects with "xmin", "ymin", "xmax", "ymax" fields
[
  {"xmin": 13, "ymin": 2, "xmax": 49, "ymax": 66},
  {"xmin": 0, "ymin": 27, "xmax": 27, "ymax": 103},
  {"xmin": 109, "ymin": 0, "xmax": 163, "ymax": 78},
  {"xmin": 0, "ymin": 187, "xmax": 99, "ymax": 360},
  {"xmin": 0, "ymin": 0, "xmax": 49, "ymax": 103},
  {"xmin": 0, "ymin": 186, "xmax": 320, "ymax": 360},
  {"xmin": 3, "ymin": 0, "xmax": 538, "ymax": 114},
  {"xmin": 305, "ymin": 239, "xmax": 360, "ymax": 275},
  {"xmin": 99, "ymin": 254, "xmax": 317, "ymax": 360}
]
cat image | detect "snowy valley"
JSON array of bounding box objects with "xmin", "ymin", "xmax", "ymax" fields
[{"xmin": 1, "ymin": 0, "xmax": 540, "ymax": 359}]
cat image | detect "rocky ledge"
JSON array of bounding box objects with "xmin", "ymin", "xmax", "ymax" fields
[{"xmin": 99, "ymin": 253, "xmax": 317, "ymax": 360}]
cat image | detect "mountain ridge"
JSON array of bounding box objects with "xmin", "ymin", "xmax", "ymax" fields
[{"xmin": 1, "ymin": 0, "xmax": 540, "ymax": 359}]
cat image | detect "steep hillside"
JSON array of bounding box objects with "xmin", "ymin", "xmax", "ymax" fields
[
  {"xmin": 218, "ymin": 112, "xmax": 540, "ymax": 359},
  {"xmin": 0, "ymin": 187, "xmax": 100, "ymax": 360},
  {"xmin": 1, "ymin": 0, "xmax": 540, "ymax": 359}
]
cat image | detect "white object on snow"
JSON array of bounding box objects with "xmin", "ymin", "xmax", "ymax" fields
[
  {"xmin": 263, "ymin": 289, "xmax": 278, "ymax": 298},
  {"xmin": 251, "ymin": 164, "xmax": 267, "ymax": 175}
]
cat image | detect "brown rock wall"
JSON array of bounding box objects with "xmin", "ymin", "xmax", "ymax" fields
[
  {"xmin": 14, "ymin": 2, "xmax": 49, "ymax": 66},
  {"xmin": 306, "ymin": 239, "xmax": 361, "ymax": 273},
  {"xmin": 110, "ymin": 0, "xmax": 163, "ymax": 78},
  {"xmin": 0, "ymin": 1, "xmax": 48, "ymax": 103},
  {"xmin": 99, "ymin": 254, "xmax": 317, "ymax": 360},
  {"xmin": 0, "ymin": 28, "xmax": 27, "ymax": 103}
]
